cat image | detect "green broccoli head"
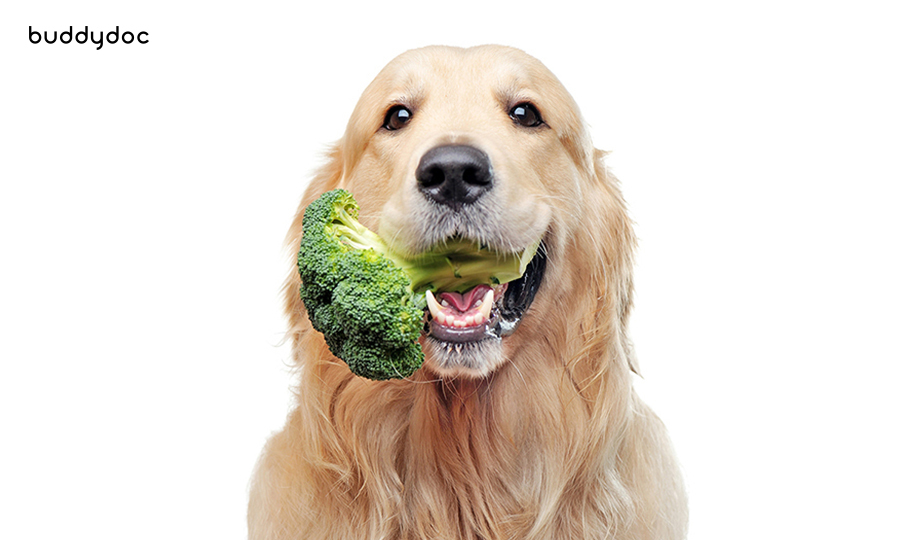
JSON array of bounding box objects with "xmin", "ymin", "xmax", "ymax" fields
[{"xmin": 297, "ymin": 188, "xmax": 538, "ymax": 380}]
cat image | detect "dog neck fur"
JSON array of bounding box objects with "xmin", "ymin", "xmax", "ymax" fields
[{"xmin": 251, "ymin": 148, "xmax": 687, "ymax": 539}]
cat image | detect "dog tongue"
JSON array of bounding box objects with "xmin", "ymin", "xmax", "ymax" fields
[{"xmin": 439, "ymin": 284, "xmax": 493, "ymax": 312}]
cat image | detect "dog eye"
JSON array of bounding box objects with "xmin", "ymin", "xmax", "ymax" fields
[
  {"xmin": 383, "ymin": 105, "xmax": 412, "ymax": 131},
  {"xmin": 509, "ymin": 102, "xmax": 543, "ymax": 127}
]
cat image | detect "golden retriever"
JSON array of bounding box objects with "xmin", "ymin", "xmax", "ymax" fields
[{"xmin": 249, "ymin": 45, "xmax": 687, "ymax": 540}]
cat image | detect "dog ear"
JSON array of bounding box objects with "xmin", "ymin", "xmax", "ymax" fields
[
  {"xmin": 591, "ymin": 149, "xmax": 641, "ymax": 376},
  {"xmin": 301, "ymin": 143, "xmax": 347, "ymax": 205}
]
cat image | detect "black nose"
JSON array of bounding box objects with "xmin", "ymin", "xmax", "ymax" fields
[{"xmin": 415, "ymin": 145, "xmax": 493, "ymax": 208}]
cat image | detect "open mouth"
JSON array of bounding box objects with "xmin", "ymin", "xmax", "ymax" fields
[{"xmin": 423, "ymin": 242, "xmax": 547, "ymax": 344}]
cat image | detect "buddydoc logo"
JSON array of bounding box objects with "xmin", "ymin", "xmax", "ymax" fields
[{"xmin": 29, "ymin": 26, "xmax": 149, "ymax": 50}]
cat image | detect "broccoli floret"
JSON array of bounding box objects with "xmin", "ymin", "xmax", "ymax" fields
[{"xmin": 297, "ymin": 189, "xmax": 539, "ymax": 380}]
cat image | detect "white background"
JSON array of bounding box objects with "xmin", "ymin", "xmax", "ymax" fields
[{"xmin": 2, "ymin": 1, "xmax": 898, "ymax": 539}]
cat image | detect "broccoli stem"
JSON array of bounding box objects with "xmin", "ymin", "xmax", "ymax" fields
[
  {"xmin": 331, "ymin": 217, "xmax": 535, "ymax": 294},
  {"xmin": 330, "ymin": 207, "xmax": 389, "ymax": 253}
]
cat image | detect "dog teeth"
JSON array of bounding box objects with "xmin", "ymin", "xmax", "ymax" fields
[
  {"xmin": 425, "ymin": 290, "xmax": 442, "ymax": 320},
  {"xmin": 478, "ymin": 290, "xmax": 493, "ymax": 321},
  {"xmin": 426, "ymin": 288, "xmax": 494, "ymax": 328}
]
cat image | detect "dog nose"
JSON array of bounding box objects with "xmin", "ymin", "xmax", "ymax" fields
[{"xmin": 415, "ymin": 145, "xmax": 493, "ymax": 208}]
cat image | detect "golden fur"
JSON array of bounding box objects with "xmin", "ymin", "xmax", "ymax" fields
[{"xmin": 249, "ymin": 45, "xmax": 687, "ymax": 539}]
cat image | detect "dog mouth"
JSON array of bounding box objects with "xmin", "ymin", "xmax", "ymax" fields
[{"xmin": 422, "ymin": 242, "xmax": 547, "ymax": 344}]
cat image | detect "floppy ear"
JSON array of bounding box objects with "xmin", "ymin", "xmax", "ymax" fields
[
  {"xmin": 283, "ymin": 143, "xmax": 345, "ymax": 336},
  {"xmin": 591, "ymin": 149, "xmax": 641, "ymax": 376}
]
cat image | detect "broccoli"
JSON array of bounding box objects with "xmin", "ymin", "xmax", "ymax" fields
[{"xmin": 297, "ymin": 189, "xmax": 539, "ymax": 380}]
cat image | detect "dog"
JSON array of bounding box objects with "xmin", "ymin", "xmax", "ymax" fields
[{"xmin": 249, "ymin": 45, "xmax": 688, "ymax": 540}]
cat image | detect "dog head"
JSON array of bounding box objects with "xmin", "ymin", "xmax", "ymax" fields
[{"xmin": 287, "ymin": 45, "xmax": 636, "ymax": 380}]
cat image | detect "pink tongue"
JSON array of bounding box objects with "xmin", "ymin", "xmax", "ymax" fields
[{"xmin": 439, "ymin": 284, "xmax": 492, "ymax": 312}]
